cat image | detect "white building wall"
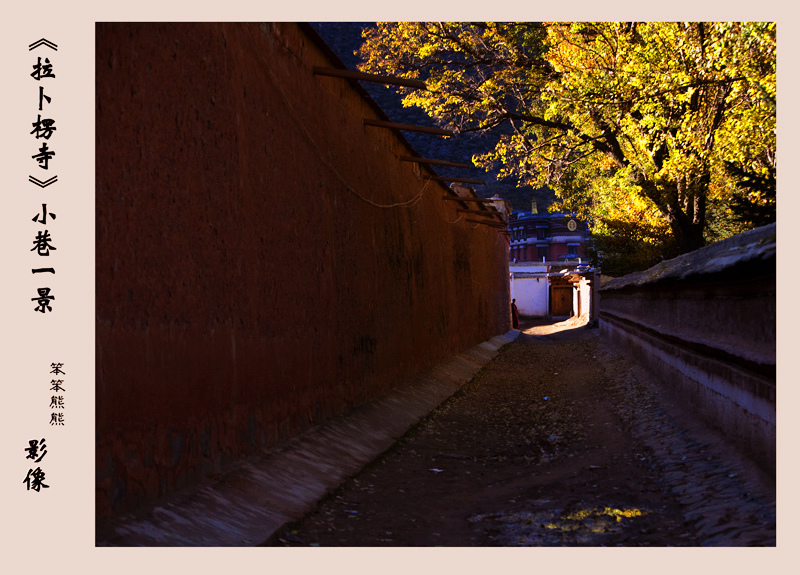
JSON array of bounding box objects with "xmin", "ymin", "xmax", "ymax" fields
[
  {"xmin": 579, "ymin": 276, "xmax": 591, "ymax": 317},
  {"xmin": 511, "ymin": 276, "xmax": 549, "ymax": 317},
  {"xmin": 570, "ymin": 276, "xmax": 592, "ymax": 317}
]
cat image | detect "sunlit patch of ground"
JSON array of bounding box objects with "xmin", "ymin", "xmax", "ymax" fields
[{"xmin": 520, "ymin": 314, "xmax": 589, "ymax": 336}]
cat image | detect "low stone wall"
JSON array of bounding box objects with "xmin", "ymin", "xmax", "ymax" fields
[{"xmin": 599, "ymin": 224, "xmax": 776, "ymax": 474}]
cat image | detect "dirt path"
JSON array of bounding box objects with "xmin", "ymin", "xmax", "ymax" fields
[{"xmin": 268, "ymin": 318, "xmax": 775, "ymax": 546}]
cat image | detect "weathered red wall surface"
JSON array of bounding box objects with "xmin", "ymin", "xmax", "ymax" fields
[{"xmin": 95, "ymin": 23, "xmax": 510, "ymax": 517}]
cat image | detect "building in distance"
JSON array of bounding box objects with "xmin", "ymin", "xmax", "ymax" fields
[{"xmin": 509, "ymin": 201, "xmax": 590, "ymax": 264}]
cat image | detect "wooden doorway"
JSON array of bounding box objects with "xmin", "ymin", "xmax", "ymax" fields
[{"xmin": 550, "ymin": 285, "xmax": 572, "ymax": 316}]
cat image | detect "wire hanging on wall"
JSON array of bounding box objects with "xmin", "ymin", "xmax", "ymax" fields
[{"xmin": 264, "ymin": 59, "xmax": 433, "ymax": 210}]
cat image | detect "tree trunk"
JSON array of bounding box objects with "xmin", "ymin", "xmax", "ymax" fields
[
  {"xmin": 666, "ymin": 213, "xmax": 706, "ymax": 254},
  {"xmin": 637, "ymin": 173, "xmax": 708, "ymax": 255},
  {"xmin": 665, "ymin": 193, "xmax": 706, "ymax": 254}
]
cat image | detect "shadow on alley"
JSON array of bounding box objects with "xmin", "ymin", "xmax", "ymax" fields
[{"xmin": 269, "ymin": 317, "xmax": 776, "ymax": 547}]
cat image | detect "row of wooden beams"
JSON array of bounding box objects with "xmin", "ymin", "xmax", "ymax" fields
[
  {"xmin": 441, "ymin": 196, "xmax": 497, "ymax": 203},
  {"xmin": 466, "ymin": 218, "xmax": 508, "ymax": 229},
  {"xmin": 313, "ymin": 68, "xmax": 482, "ymax": 181},
  {"xmin": 399, "ymin": 156, "xmax": 472, "ymax": 169},
  {"xmin": 313, "ymin": 66, "xmax": 426, "ymax": 89},
  {"xmin": 363, "ymin": 119, "xmax": 454, "ymax": 137},
  {"xmin": 426, "ymin": 176, "xmax": 486, "ymax": 185}
]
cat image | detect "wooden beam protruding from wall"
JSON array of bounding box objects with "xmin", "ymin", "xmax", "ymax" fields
[
  {"xmin": 426, "ymin": 176, "xmax": 486, "ymax": 185},
  {"xmin": 399, "ymin": 156, "xmax": 472, "ymax": 169},
  {"xmin": 363, "ymin": 119, "xmax": 454, "ymax": 137},
  {"xmin": 313, "ymin": 66, "xmax": 426, "ymax": 89},
  {"xmin": 441, "ymin": 196, "xmax": 499, "ymax": 203}
]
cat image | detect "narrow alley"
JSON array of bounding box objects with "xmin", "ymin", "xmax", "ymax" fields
[{"xmin": 269, "ymin": 318, "xmax": 776, "ymax": 547}]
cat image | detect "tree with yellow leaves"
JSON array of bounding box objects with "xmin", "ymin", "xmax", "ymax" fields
[{"xmin": 358, "ymin": 22, "xmax": 775, "ymax": 266}]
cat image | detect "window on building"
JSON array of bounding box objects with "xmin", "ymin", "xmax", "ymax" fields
[
  {"xmin": 568, "ymin": 245, "xmax": 578, "ymax": 256},
  {"xmin": 537, "ymin": 246, "xmax": 548, "ymax": 261},
  {"xmin": 537, "ymin": 228, "xmax": 547, "ymax": 240}
]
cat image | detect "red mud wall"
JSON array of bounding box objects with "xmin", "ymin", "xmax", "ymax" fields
[{"xmin": 95, "ymin": 23, "xmax": 510, "ymax": 517}]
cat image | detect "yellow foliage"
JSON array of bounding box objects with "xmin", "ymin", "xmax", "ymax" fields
[{"xmin": 358, "ymin": 22, "xmax": 776, "ymax": 254}]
